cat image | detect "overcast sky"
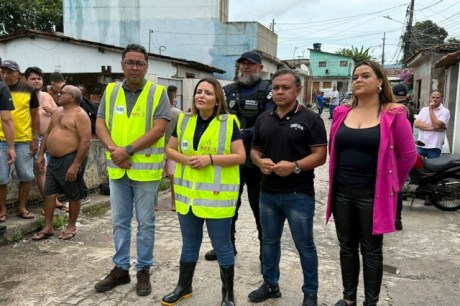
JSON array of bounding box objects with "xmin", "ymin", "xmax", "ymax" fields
[{"xmin": 228, "ymin": 0, "xmax": 459, "ymax": 64}]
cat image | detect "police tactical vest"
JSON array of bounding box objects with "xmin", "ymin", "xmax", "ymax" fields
[
  {"xmin": 227, "ymin": 80, "xmax": 271, "ymax": 129},
  {"xmin": 104, "ymin": 81, "xmax": 165, "ymax": 181},
  {"xmin": 174, "ymin": 113, "xmax": 240, "ymax": 219}
]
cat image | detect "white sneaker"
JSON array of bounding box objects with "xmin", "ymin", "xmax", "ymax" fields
[{"xmin": 81, "ymin": 198, "xmax": 91, "ymax": 205}]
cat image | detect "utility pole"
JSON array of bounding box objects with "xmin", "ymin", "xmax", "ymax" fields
[
  {"xmin": 403, "ymin": 0, "xmax": 415, "ymax": 65},
  {"xmin": 382, "ymin": 32, "xmax": 386, "ymax": 65}
]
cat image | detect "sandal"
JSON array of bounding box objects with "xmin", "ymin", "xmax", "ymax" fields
[
  {"xmin": 0, "ymin": 215, "xmax": 7, "ymax": 222},
  {"xmin": 32, "ymin": 231, "xmax": 54, "ymax": 241},
  {"xmin": 17, "ymin": 211, "xmax": 35, "ymax": 219},
  {"xmin": 60, "ymin": 231, "xmax": 77, "ymax": 240}
]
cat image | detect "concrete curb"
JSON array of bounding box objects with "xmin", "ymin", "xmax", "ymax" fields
[{"xmin": 0, "ymin": 187, "xmax": 171, "ymax": 245}]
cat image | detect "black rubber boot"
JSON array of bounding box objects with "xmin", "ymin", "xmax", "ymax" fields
[
  {"xmin": 220, "ymin": 265, "xmax": 235, "ymax": 306},
  {"xmin": 161, "ymin": 262, "xmax": 196, "ymax": 305}
]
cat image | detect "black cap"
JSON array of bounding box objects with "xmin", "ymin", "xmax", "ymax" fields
[
  {"xmin": 0, "ymin": 60, "xmax": 20, "ymax": 71},
  {"xmin": 237, "ymin": 51, "xmax": 262, "ymax": 64},
  {"xmin": 392, "ymin": 83, "xmax": 408, "ymax": 96}
]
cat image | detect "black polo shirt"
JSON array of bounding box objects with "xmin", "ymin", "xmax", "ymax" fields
[{"xmin": 252, "ymin": 102, "xmax": 327, "ymax": 195}]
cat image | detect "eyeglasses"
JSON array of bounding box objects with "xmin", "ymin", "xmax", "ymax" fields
[
  {"xmin": 59, "ymin": 90, "xmax": 74, "ymax": 97},
  {"xmin": 122, "ymin": 61, "xmax": 148, "ymax": 68}
]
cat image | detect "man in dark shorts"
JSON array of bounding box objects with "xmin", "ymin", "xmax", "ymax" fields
[{"xmin": 33, "ymin": 85, "xmax": 91, "ymax": 241}]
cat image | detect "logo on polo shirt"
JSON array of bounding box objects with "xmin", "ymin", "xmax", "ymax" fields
[{"xmin": 290, "ymin": 123, "xmax": 304, "ymax": 131}]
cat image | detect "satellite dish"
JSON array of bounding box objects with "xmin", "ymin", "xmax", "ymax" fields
[{"xmin": 300, "ymin": 64, "xmax": 308, "ymax": 71}]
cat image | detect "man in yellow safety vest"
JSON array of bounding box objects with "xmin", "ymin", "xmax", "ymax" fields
[{"xmin": 94, "ymin": 44, "xmax": 170, "ymax": 297}]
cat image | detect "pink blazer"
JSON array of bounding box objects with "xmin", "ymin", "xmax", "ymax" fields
[{"xmin": 326, "ymin": 105, "xmax": 417, "ymax": 234}]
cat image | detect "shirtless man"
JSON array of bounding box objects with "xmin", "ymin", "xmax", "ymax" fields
[
  {"xmin": 33, "ymin": 85, "xmax": 91, "ymax": 240},
  {"xmin": 24, "ymin": 67, "xmax": 68, "ymax": 212}
]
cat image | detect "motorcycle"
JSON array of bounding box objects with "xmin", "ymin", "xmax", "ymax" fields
[{"xmin": 402, "ymin": 141, "xmax": 460, "ymax": 211}]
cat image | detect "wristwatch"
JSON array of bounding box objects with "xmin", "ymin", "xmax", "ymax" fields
[
  {"xmin": 294, "ymin": 161, "xmax": 301, "ymax": 174},
  {"xmin": 125, "ymin": 145, "xmax": 135, "ymax": 156}
]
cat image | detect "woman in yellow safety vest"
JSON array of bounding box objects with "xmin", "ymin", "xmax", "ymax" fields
[{"xmin": 161, "ymin": 78, "xmax": 245, "ymax": 306}]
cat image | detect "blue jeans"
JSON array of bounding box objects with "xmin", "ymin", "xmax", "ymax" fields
[
  {"xmin": 178, "ymin": 209, "xmax": 234, "ymax": 268},
  {"xmin": 259, "ymin": 191, "xmax": 318, "ymax": 295},
  {"xmin": 110, "ymin": 174, "xmax": 159, "ymax": 271},
  {"xmin": 417, "ymin": 147, "xmax": 441, "ymax": 159},
  {"xmin": 0, "ymin": 142, "xmax": 34, "ymax": 184},
  {"xmin": 329, "ymin": 104, "xmax": 337, "ymax": 119},
  {"xmin": 318, "ymin": 103, "xmax": 324, "ymax": 115}
]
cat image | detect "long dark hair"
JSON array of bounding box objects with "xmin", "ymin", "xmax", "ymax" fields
[
  {"xmin": 351, "ymin": 60, "xmax": 394, "ymax": 108},
  {"xmin": 191, "ymin": 78, "xmax": 229, "ymax": 117}
]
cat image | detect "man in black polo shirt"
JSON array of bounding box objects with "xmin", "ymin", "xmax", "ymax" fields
[{"xmin": 248, "ymin": 68, "xmax": 327, "ymax": 306}]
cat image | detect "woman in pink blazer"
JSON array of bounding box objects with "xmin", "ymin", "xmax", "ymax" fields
[{"xmin": 326, "ymin": 60, "xmax": 416, "ymax": 306}]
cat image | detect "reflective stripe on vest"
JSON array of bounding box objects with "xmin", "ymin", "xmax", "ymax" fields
[
  {"xmin": 174, "ymin": 114, "xmax": 240, "ymax": 218},
  {"xmin": 105, "ymin": 81, "xmax": 165, "ymax": 181}
]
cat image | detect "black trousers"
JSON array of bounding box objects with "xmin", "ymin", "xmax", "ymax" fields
[
  {"xmin": 231, "ymin": 165, "xmax": 262, "ymax": 246},
  {"xmin": 332, "ymin": 184, "xmax": 383, "ymax": 306},
  {"xmin": 396, "ymin": 192, "xmax": 403, "ymax": 219}
]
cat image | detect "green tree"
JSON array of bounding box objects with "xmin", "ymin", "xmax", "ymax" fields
[
  {"xmin": 0, "ymin": 0, "xmax": 63, "ymax": 35},
  {"xmin": 446, "ymin": 37, "xmax": 460, "ymax": 44},
  {"xmin": 335, "ymin": 46, "xmax": 372, "ymax": 63},
  {"xmin": 401, "ymin": 20, "xmax": 448, "ymax": 64}
]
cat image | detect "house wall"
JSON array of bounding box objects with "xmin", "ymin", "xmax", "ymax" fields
[
  {"xmin": 62, "ymin": 0, "xmax": 278, "ymax": 81},
  {"xmin": 0, "ymin": 37, "xmax": 177, "ymax": 77},
  {"xmin": 309, "ymin": 51, "xmax": 353, "ymax": 78},
  {"xmin": 444, "ymin": 64, "xmax": 460, "ymax": 153},
  {"xmin": 210, "ymin": 22, "xmax": 278, "ymax": 80},
  {"xmin": 309, "ymin": 50, "xmax": 353, "ymax": 94},
  {"xmin": 0, "ymin": 36, "xmax": 223, "ymax": 104},
  {"xmin": 411, "ymin": 56, "xmax": 433, "ymax": 109}
]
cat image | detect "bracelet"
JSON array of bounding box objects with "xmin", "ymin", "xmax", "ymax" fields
[{"xmin": 209, "ymin": 154, "xmax": 214, "ymax": 165}]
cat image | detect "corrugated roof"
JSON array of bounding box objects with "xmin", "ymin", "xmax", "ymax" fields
[{"xmin": 0, "ymin": 29, "xmax": 225, "ymax": 74}]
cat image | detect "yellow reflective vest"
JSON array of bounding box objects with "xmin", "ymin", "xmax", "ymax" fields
[
  {"xmin": 104, "ymin": 81, "xmax": 165, "ymax": 181},
  {"xmin": 175, "ymin": 113, "xmax": 240, "ymax": 219}
]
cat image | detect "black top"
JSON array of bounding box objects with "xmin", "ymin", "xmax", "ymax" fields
[
  {"xmin": 252, "ymin": 102, "xmax": 327, "ymax": 195},
  {"xmin": 0, "ymin": 82, "xmax": 14, "ymax": 111},
  {"xmin": 335, "ymin": 122, "xmax": 380, "ymax": 188},
  {"xmin": 172, "ymin": 114, "xmax": 242, "ymax": 150}
]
